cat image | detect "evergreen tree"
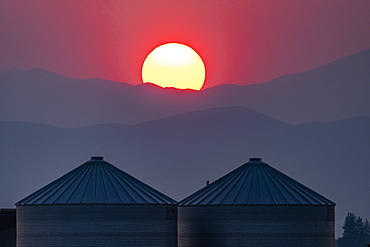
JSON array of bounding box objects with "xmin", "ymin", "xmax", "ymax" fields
[
  {"xmin": 337, "ymin": 212, "xmax": 370, "ymax": 247},
  {"xmin": 364, "ymin": 219, "xmax": 370, "ymax": 245}
]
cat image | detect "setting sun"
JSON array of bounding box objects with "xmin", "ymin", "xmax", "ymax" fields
[{"xmin": 141, "ymin": 43, "xmax": 206, "ymax": 90}]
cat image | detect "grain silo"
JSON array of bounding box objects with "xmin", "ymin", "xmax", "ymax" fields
[
  {"xmin": 178, "ymin": 158, "xmax": 335, "ymax": 247},
  {"xmin": 16, "ymin": 156, "xmax": 177, "ymax": 247}
]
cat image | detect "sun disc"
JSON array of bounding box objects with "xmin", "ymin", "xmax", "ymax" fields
[{"xmin": 141, "ymin": 43, "xmax": 206, "ymax": 90}]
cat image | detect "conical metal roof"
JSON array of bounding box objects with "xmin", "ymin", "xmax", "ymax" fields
[
  {"xmin": 180, "ymin": 158, "xmax": 335, "ymax": 206},
  {"xmin": 16, "ymin": 157, "xmax": 177, "ymax": 205}
]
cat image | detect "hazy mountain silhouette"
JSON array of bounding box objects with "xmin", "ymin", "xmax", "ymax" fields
[
  {"xmin": 1, "ymin": 106, "xmax": 369, "ymax": 236},
  {"xmin": 1, "ymin": 49, "xmax": 369, "ymax": 127}
]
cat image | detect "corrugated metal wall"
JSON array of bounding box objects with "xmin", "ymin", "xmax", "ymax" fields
[
  {"xmin": 17, "ymin": 205, "xmax": 177, "ymax": 247},
  {"xmin": 178, "ymin": 205, "xmax": 335, "ymax": 247}
]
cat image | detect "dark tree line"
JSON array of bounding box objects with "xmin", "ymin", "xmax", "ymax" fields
[{"xmin": 337, "ymin": 212, "xmax": 370, "ymax": 247}]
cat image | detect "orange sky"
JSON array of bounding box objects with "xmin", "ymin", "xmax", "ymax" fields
[{"xmin": 0, "ymin": 0, "xmax": 369, "ymax": 88}]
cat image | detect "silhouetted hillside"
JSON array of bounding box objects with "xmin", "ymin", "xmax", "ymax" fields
[
  {"xmin": 1, "ymin": 107, "xmax": 369, "ymax": 237},
  {"xmin": 208, "ymin": 48, "xmax": 370, "ymax": 123},
  {"xmin": 0, "ymin": 49, "xmax": 369, "ymax": 127}
]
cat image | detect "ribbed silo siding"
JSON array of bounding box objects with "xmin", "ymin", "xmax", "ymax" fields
[
  {"xmin": 17, "ymin": 205, "xmax": 177, "ymax": 247},
  {"xmin": 178, "ymin": 205, "xmax": 335, "ymax": 247}
]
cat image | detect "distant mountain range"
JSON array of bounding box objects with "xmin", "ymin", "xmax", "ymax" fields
[
  {"xmin": 1, "ymin": 49, "xmax": 369, "ymax": 127},
  {"xmin": 1, "ymin": 106, "xmax": 369, "ymax": 237}
]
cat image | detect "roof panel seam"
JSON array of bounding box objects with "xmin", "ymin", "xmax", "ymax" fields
[
  {"xmin": 198, "ymin": 167, "xmax": 244, "ymax": 205},
  {"xmin": 37, "ymin": 165, "xmax": 88, "ymax": 205},
  {"xmin": 79, "ymin": 165, "xmax": 94, "ymax": 205}
]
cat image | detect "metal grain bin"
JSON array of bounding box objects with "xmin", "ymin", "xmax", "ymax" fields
[
  {"xmin": 0, "ymin": 209, "xmax": 16, "ymax": 247},
  {"xmin": 178, "ymin": 158, "xmax": 335, "ymax": 247},
  {"xmin": 16, "ymin": 156, "xmax": 177, "ymax": 247}
]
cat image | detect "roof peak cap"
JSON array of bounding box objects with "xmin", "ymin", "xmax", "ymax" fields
[
  {"xmin": 90, "ymin": 156, "xmax": 104, "ymax": 160},
  {"xmin": 249, "ymin": 157, "xmax": 262, "ymax": 162},
  {"xmin": 245, "ymin": 157, "xmax": 268, "ymax": 167}
]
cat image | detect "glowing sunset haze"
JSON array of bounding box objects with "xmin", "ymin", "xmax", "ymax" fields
[
  {"xmin": 1, "ymin": 1, "xmax": 369, "ymax": 88},
  {"xmin": 0, "ymin": 1, "xmax": 369, "ymax": 244}
]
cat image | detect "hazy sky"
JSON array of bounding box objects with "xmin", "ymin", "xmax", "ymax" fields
[{"xmin": 1, "ymin": 0, "xmax": 369, "ymax": 88}]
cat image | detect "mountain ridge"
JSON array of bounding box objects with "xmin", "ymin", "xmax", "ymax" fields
[{"xmin": 1, "ymin": 48, "xmax": 369, "ymax": 127}]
